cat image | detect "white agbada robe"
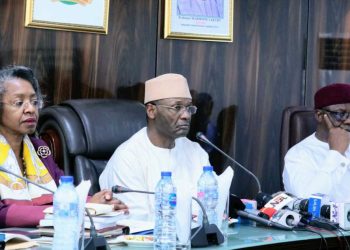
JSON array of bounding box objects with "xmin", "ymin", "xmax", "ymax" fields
[
  {"xmin": 283, "ymin": 133, "xmax": 350, "ymax": 202},
  {"xmin": 99, "ymin": 127, "xmax": 210, "ymax": 219}
]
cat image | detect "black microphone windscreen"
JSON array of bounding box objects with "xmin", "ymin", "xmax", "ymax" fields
[
  {"xmin": 255, "ymin": 192, "xmax": 272, "ymax": 209},
  {"xmin": 299, "ymin": 199, "xmax": 309, "ymax": 212},
  {"xmin": 111, "ymin": 185, "xmax": 129, "ymax": 193},
  {"xmin": 320, "ymin": 205, "xmax": 330, "ymax": 219}
]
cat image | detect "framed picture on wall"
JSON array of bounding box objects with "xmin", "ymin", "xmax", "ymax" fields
[
  {"xmin": 25, "ymin": 0, "xmax": 110, "ymax": 34},
  {"xmin": 164, "ymin": 0, "xmax": 234, "ymax": 42}
]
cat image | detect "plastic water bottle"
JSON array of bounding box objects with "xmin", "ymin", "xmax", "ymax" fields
[
  {"xmin": 154, "ymin": 171, "xmax": 177, "ymax": 250},
  {"xmin": 52, "ymin": 176, "xmax": 80, "ymax": 250},
  {"xmin": 197, "ymin": 166, "xmax": 219, "ymax": 225}
]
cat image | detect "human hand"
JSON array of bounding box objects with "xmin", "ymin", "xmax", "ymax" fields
[
  {"xmin": 324, "ymin": 114, "xmax": 350, "ymax": 154},
  {"xmin": 89, "ymin": 189, "xmax": 129, "ymax": 212}
]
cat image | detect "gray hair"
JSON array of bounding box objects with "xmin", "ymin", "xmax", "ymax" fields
[
  {"xmin": 0, "ymin": 65, "xmax": 43, "ymax": 102},
  {"xmin": 0, "ymin": 65, "xmax": 43, "ymax": 118}
]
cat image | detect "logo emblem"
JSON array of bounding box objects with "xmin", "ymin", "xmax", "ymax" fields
[{"xmin": 37, "ymin": 146, "xmax": 51, "ymax": 159}]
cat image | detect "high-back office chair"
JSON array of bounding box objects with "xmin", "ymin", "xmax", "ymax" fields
[
  {"xmin": 37, "ymin": 99, "xmax": 146, "ymax": 194},
  {"xmin": 279, "ymin": 106, "xmax": 317, "ymax": 190}
]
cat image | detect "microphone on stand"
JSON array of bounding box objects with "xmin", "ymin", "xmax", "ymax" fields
[
  {"xmin": 111, "ymin": 184, "xmax": 224, "ymax": 247},
  {"xmin": 196, "ymin": 132, "xmax": 262, "ymax": 193},
  {"xmin": 197, "ymin": 132, "xmax": 304, "ymax": 231},
  {"xmin": 0, "ymin": 166, "xmax": 109, "ymax": 250}
]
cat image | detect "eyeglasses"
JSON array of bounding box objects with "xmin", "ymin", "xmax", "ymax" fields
[
  {"xmin": 321, "ymin": 109, "xmax": 350, "ymax": 123},
  {"xmin": 1, "ymin": 99, "xmax": 43, "ymax": 110},
  {"xmin": 153, "ymin": 103, "xmax": 198, "ymax": 115}
]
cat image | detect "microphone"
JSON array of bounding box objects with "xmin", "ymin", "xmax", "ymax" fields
[
  {"xmin": 257, "ymin": 192, "xmax": 296, "ymax": 219},
  {"xmin": 269, "ymin": 209, "xmax": 302, "ymax": 228},
  {"xmin": 111, "ymin": 185, "xmax": 152, "ymax": 195},
  {"xmin": 111, "ymin": 184, "xmax": 225, "ymax": 247},
  {"xmin": 0, "ymin": 166, "xmax": 109, "ymax": 250},
  {"xmin": 255, "ymin": 192, "xmax": 273, "ymax": 210},
  {"xmin": 264, "ymin": 192, "xmax": 295, "ymax": 210},
  {"xmin": 321, "ymin": 204, "xmax": 330, "ymax": 219},
  {"xmin": 229, "ymin": 194, "xmax": 292, "ymax": 230},
  {"xmin": 196, "ymin": 132, "xmax": 261, "ymax": 193},
  {"xmin": 329, "ymin": 202, "xmax": 350, "ymax": 230},
  {"xmin": 236, "ymin": 210, "xmax": 293, "ymax": 230},
  {"xmin": 291, "ymin": 198, "xmax": 309, "ymax": 212},
  {"xmin": 255, "ymin": 191, "xmax": 339, "ymax": 230},
  {"xmin": 255, "ymin": 192, "xmax": 312, "ymax": 226}
]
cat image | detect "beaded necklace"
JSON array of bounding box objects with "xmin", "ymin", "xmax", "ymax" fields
[{"xmin": 21, "ymin": 157, "xmax": 27, "ymax": 178}]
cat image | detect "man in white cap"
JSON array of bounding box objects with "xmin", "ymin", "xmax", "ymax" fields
[{"xmin": 99, "ymin": 73, "xmax": 210, "ymax": 218}]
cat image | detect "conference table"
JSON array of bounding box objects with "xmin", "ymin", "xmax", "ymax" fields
[{"xmin": 29, "ymin": 223, "xmax": 350, "ymax": 249}]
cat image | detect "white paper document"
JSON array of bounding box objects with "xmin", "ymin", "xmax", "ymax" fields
[{"xmin": 217, "ymin": 167, "xmax": 234, "ymax": 228}]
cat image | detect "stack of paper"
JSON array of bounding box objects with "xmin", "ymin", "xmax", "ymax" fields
[
  {"xmin": 34, "ymin": 224, "xmax": 129, "ymax": 238},
  {"xmin": 0, "ymin": 233, "xmax": 38, "ymax": 250},
  {"xmin": 39, "ymin": 203, "xmax": 127, "ymax": 230}
]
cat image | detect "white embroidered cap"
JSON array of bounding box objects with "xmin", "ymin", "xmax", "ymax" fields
[{"xmin": 144, "ymin": 73, "xmax": 192, "ymax": 104}]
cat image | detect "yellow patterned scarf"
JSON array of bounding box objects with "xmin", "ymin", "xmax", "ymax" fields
[{"xmin": 0, "ymin": 135, "xmax": 57, "ymax": 201}]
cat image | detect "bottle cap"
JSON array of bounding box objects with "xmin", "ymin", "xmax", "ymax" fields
[
  {"xmin": 161, "ymin": 171, "xmax": 172, "ymax": 177},
  {"xmin": 60, "ymin": 176, "xmax": 74, "ymax": 183},
  {"xmin": 203, "ymin": 166, "xmax": 213, "ymax": 171}
]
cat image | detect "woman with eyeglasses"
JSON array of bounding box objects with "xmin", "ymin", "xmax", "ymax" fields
[
  {"xmin": 283, "ymin": 83, "xmax": 350, "ymax": 202},
  {"xmin": 0, "ymin": 65, "xmax": 127, "ymax": 227}
]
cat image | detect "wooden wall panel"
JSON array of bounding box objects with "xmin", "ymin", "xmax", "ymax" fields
[
  {"xmin": 0, "ymin": 0, "xmax": 158, "ymax": 105},
  {"xmin": 306, "ymin": 0, "xmax": 350, "ymax": 107},
  {"xmin": 0, "ymin": 0, "xmax": 329, "ymax": 198},
  {"xmin": 157, "ymin": 0, "xmax": 308, "ymax": 197}
]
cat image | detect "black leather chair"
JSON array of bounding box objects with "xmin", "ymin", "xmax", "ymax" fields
[
  {"xmin": 37, "ymin": 99, "xmax": 146, "ymax": 194},
  {"xmin": 279, "ymin": 106, "xmax": 317, "ymax": 190}
]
